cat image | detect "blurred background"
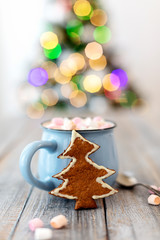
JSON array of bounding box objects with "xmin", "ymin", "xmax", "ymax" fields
[{"xmin": 0, "ymin": 0, "xmax": 160, "ymax": 125}]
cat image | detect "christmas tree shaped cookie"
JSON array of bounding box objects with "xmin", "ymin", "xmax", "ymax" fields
[{"xmin": 50, "ymin": 130, "xmax": 117, "ymax": 209}]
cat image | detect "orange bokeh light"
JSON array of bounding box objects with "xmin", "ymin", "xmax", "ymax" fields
[
  {"xmin": 89, "ymin": 55, "xmax": 107, "ymax": 71},
  {"xmin": 70, "ymin": 90, "xmax": 87, "ymax": 107},
  {"xmin": 85, "ymin": 42, "xmax": 103, "ymax": 60},
  {"xmin": 54, "ymin": 68, "xmax": 71, "ymax": 84},
  {"xmin": 90, "ymin": 9, "xmax": 108, "ymax": 26},
  {"xmin": 103, "ymin": 74, "xmax": 120, "ymax": 92}
]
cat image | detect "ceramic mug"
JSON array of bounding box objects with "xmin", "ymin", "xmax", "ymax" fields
[{"xmin": 19, "ymin": 120, "xmax": 118, "ymax": 191}]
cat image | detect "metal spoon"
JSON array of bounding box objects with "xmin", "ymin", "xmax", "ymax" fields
[{"xmin": 116, "ymin": 172, "xmax": 160, "ymax": 197}]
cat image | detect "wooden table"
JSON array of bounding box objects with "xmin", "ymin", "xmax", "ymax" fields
[{"xmin": 0, "ymin": 110, "xmax": 160, "ymax": 240}]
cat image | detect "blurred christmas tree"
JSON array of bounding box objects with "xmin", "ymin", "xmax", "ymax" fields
[{"xmin": 20, "ymin": 0, "xmax": 140, "ymax": 118}]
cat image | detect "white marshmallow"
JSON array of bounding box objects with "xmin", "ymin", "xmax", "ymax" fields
[
  {"xmin": 34, "ymin": 228, "xmax": 53, "ymax": 240},
  {"xmin": 84, "ymin": 117, "xmax": 92, "ymax": 127}
]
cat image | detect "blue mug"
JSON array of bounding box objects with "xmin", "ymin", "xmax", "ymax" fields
[{"xmin": 19, "ymin": 120, "xmax": 118, "ymax": 191}]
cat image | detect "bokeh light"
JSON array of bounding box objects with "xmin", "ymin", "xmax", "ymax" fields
[
  {"xmin": 94, "ymin": 26, "xmax": 111, "ymax": 44},
  {"xmin": 41, "ymin": 89, "xmax": 59, "ymax": 106},
  {"xmin": 43, "ymin": 44, "xmax": 62, "ymax": 59},
  {"xmin": 41, "ymin": 61, "xmax": 57, "ymax": 79},
  {"xmin": 85, "ymin": 42, "xmax": 103, "ymax": 60},
  {"xmin": 103, "ymin": 74, "xmax": 120, "ymax": 92},
  {"xmin": 73, "ymin": 0, "xmax": 92, "ymax": 17},
  {"xmin": 104, "ymin": 88, "xmax": 121, "ymax": 100},
  {"xmin": 112, "ymin": 69, "xmax": 128, "ymax": 87},
  {"xmin": 66, "ymin": 20, "xmax": 83, "ymax": 38},
  {"xmin": 59, "ymin": 59, "xmax": 77, "ymax": 77},
  {"xmin": 90, "ymin": 9, "xmax": 108, "ymax": 26},
  {"xmin": 28, "ymin": 68, "xmax": 48, "ymax": 87},
  {"xmin": 61, "ymin": 82, "xmax": 77, "ymax": 98},
  {"xmin": 54, "ymin": 68, "xmax": 71, "ymax": 84},
  {"xmin": 40, "ymin": 32, "xmax": 58, "ymax": 50},
  {"xmin": 72, "ymin": 75, "xmax": 84, "ymax": 90},
  {"xmin": 120, "ymin": 91, "xmax": 137, "ymax": 108},
  {"xmin": 70, "ymin": 90, "xmax": 87, "ymax": 107},
  {"xmin": 59, "ymin": 53, "xmax": 85, "ymax": 78},
  {"xmin": 77, "ymin": 7, "xmax": 93, "ymax": 21},
  {"xmin": 69, "ymin": 53, "xmax": 85, "ymax": 71},
  {"xmin": 70, "ymin": 33, "xmax": 81, "ymax": 44},
  {"xmin": 89, "ymin": 55, "xmax": 107, "ymax": 71},
  {"xmin": 27, "ymin": 103, "xmax": 44, "ymax": 119},
  {"xmin": 18, "ymin": 83, "xmax": 41, "ymax": 104},
  {"xmin": 83, "ymin": 75, "xmax": 102, "ymax": 93}
]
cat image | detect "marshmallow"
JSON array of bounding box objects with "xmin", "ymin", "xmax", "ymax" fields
[
  {"xmin": 72, "ymin": 117, "xmax": 82, "ymax": 124},
  {"xmin": 50, "ymin": 215, "xmax": 68, "ymax": 229},
  {"xmin": 34, "ymin": 228, "xmax": 53, "ymax": 240},
  {"xmin": 62, "ymin": 119, "xmax": 76, "ymax": 130},
  {"xmin": 148, "ymin": 194, "xmax": 160, "ymax": 205},
  {"xmin": 84, "ymin": 117, "xmax": 92, "ymax": 127},
  {"xmin": 93, "ymin": 116, "xmax": 103, "ymax": 122},
  {"xmin": 29, "ymin": 218, "xmax": 43, "ymax": 232},
  {"xmin": 51, "ymin": 117, "xmax": 64, "ymax": 126},
  {"xmin": 149, "ymin": 185, "xmax": 158, "ymax": 194}
]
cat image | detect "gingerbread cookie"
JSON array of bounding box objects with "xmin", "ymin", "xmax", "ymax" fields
[{"xmin": 50, "ymin": 130, "xmax": 117, "ymax": 209}]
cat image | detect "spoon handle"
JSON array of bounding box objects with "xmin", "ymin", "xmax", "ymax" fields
[{"xmin": 136, "ymin": 183, "xmax": 160, "ymax": 197}]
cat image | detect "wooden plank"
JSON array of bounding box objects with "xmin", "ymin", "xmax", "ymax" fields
[
  {"xmin": 106, "ymin": 187, "xmax": 160, "ymax": 240},
  {"xmin": 0, "ymin": 119, "xmax": 41, "ymax": 240},
  {"xmin": 12, "ymin": 190, "xmax": 108, "ymax": 240},
  {"xmin": 105, "ymin": 114, "xmax": 160, "ymax": 240}
]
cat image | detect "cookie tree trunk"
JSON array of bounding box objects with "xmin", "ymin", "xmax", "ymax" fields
[{"xmin": 75, "ymin": 198, "xmax": 97, "ymax": 210}]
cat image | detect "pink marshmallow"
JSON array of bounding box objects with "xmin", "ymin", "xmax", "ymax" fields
[
  {"xmin": 149, "ymin": 185, "xmax": 160, "ymax": 194},
  {"xmin": 50, "ymin": 215, "xmax": 68, "ymax": 229},
  {"xmin": 72, "ymin": 117, "xmax": 82, "ymax": 124},
  {"xmin": 93, "ymin": 116, "xmax": 103, "ymax": 122},
  {"xmin": 51, "ymin": 117, "xmax": 64, "ymax": 126},
  {"xmin": 29, "ymin": 218, "xmax": 44, "ymax": 232}
]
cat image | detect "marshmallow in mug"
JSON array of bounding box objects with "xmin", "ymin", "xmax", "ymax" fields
[{"xmin": 43, "ymin": 117, "xmax": 114, "ymax": 130}]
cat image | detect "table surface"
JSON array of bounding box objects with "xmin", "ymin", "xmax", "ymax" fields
[{"xmin": 0, "ymin": 110, "xmax": 160, "ymax": 240}]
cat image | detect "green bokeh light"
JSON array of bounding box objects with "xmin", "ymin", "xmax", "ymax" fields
[
  {"xmin": 71, "ymin": 75, "xmax": 84, "ymax": 90},
  {"xmin": 43, "ymin": 44, "xmax": 62, "ymax": 59},
  {"xmin": 94, "ymin": 26, "xmax": 111, "ymax": 44},
  {"xmin": 66, "ymin": 20, "xmax": 84, "ymax": 38},
  {"xmin": 120, "ymin": 91, "xmax": 137, "ymax": 108}
]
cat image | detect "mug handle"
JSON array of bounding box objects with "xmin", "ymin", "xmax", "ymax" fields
[{"xmin": 19, "ymin": 140, "xmax": 57, "ymax": 191}]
